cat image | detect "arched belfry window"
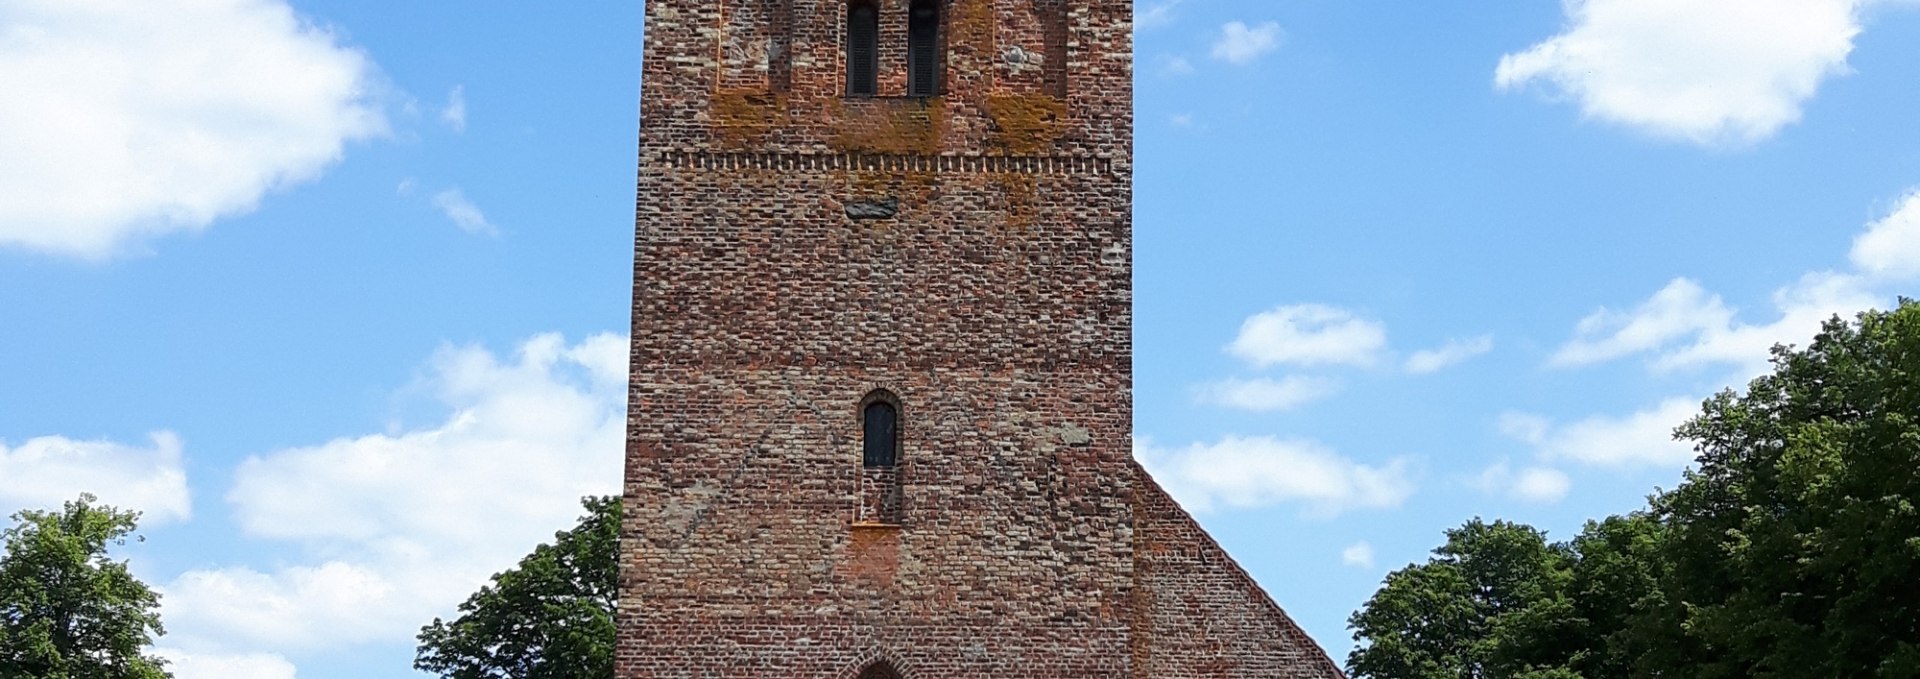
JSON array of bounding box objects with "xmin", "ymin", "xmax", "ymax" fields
[
  {"xmin": 847, "ymin": 1, "xmax": 879, "ymax": 96},
  {"xmin": 862, "ymin": 396, "xmax": 899, "ymax": 468},
  {"xmin": 907, "ymin": 0, "xmax": 941, "ymax": 96}
]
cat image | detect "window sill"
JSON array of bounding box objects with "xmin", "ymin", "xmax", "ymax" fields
[{"xmin": 843, "ymin": 94, "xmax": 944, "ymax": 102}]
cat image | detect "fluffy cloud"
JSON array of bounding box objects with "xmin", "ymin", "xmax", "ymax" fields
[
  {"xmin": 1341, "ymin": 541, "xmax": 1375, "ymax": 570},
  {"xmin": 1193, "ymin": 376, "xmax": 1338, "ymax": 412},
  {"xmin": 1496, "ymin": 0, "xmax": 1869, "ymax": 144},
  {"xmin": 0, "ymin": 0, "xmax": 385, "ymax": 257},
  {"xmin": 160, "ymin": 333, "xmax": 626, "ymax": 652},
  {"xmin": 1211, "ymin": 21, "xmax": 1284, "ymax": 65},
  {"xmin": 1851, "ymin": 189, "xmax": 1920, "ymax": 280},
  {"xmin": 1552, "ymin": 189, "xmax": 1920, "ymax": 376},
  {"xmin": 1404, "ymin": 335, "xmax": 1495, "ymax": 374},
  {"xmin": 153, "ymin": 649, "xmax": 298, "ymax": 679},
  {"xmin": 1550, "ymin": 278, "xmax": 1734, "ymax": 367},
  {"xmin": 1471, "ymin": 460, "xmax": 1573, "ymax": 504},
  {"xmin": 1228, "ymin": 304, "xmax": 1387, "ymax": 368},
  {"xmin": 432, "ymin": 188, "xmax": 498, "ymax": 237},
  {"xmin": 1501, "ymin": 398, "xmax": 1700, "ymax": 469},
  {"xmin": 0, "ymin": 432, "xmax": 191, "ymax": 524},
  {"xmin": 1135, "ymin": 436, "xmax": 1415, "ymax": 516},
  {"xmin": 1512, "ymin": 467, "xmax": 1573, "ymax": 503},
  {"xmin": 1552, "ymin": 273, "xmax": 1878, "ymax": 377}
]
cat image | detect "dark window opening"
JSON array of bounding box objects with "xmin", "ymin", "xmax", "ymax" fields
[
  {"xmin": 847, "ymin": 2, "xmax": 879, "ymax": 96},
  {"xmin": 907, "ymin": 0, "xmax": 940, "ymax": 96},
  {"xmin": 863, "ymin": 400, "xmax": 898, "ymax": 468},
  {"xmin": 858, "ymin": 661, "xmax": 904, "ymax": 679}
]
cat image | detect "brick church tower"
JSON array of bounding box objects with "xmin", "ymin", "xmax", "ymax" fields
[{"xmin": 621, "ymin": 0, "xmax": 1344, "ymax": 676}]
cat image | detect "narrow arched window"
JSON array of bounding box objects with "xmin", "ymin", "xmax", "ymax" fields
[
  {"xmin": 858, "ymin": 660, "xmax": 904, "ymax": 679},
  {"xmin": 907, "ymin": 0, "xmax": 940, "ymax": 96},
  {"xmin": 847, "ymin": 1, "xmax": 879, "ymax": 96},
  {"xmin": 863, "ymin": 400, "xmax": 898, "ymax": 467}
]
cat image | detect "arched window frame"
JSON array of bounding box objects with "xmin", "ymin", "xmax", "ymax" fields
[
  {"xmin": 846, "ymin": 0, "xmax": 880, "ymax": 97},
  {"xmin": 906, "ymin": 0, "xmax": 942, "ymax": 97},
  {"xmin": 860, "ymin": 390, "xmax": 902, "ymax": 468},
  {"xmin": 857, "ymin": 660, "xmax": 905, "ymax": 679}
]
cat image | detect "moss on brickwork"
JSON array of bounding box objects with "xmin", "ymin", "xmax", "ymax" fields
[
  {"xmin": 984, "ymin": 93, "xmax": 1067, "ymax": 154},
  {"xmin": 829, "ymin": 97, "xmax": 948, "ymax": 155},
  {"xmin": 950, "ymin": 0, "xmax": 996, "ymax": 56},
  {"xmin": 710, "ymin": 89, "xmax": 787, "ymax": 147}
]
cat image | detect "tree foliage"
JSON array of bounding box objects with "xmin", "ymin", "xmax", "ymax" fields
[
  {"xmin": 0, "ymin": 494, "xmax": 171, "ymax": 679},
  {"xmin": 1651, "ymin": 301, "xmax": 1920, "ymax": 677},
  {"xmin": 415, "ymin": 495, "xmax": 619, "ymax": 679},
  {"xmin": 1346, "ymin": 519, "xmax": 1578, "ymax": 679},
  {"xmin": 1349, "ymin": 300, "xmax": 1920, "ymax": 678}
]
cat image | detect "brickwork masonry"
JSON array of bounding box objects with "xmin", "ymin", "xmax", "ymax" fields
[{"xmin": 620, "ymin": 0, "xmax": 1344, "ymax": 676}]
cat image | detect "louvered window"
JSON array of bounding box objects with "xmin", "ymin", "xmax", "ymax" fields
[
  {"xmin": 907, "ymin": 0, "xmax": 940, "ymax": 96},
  {"xmin": 863, "ymin": 400, "xmax": 898, "ymax": 468},
  {"xmin": 847, "ymin": 3, "xmax": 879, "ymax": 96}
]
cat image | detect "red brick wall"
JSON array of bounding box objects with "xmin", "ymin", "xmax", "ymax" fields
[
  {"xmin": 622, "ymin": 0, "xmax": 1339, "ymax": 676},
  {"xmin": 1130, "ymin": 465, "xmax": 1348, "ymax": 678}
]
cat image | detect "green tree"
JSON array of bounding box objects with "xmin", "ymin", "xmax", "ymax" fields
[
  {"xmin": 1348, "ymin": 301, "xmax": 1920, "ymax": 678},
  {"xmin": 1347, "ymin": 519, "xmax": 1574, "ymax": 679},
  {"xmin": 1560, "ymin": 513, "xmax": 1665, "ymax": 679},
  {"xmin": 416, "ymin": 495, "xmax": 620, "ymax": 679},
  {"xmin": 1640, "ymin": 301, "xmax": 1920, "ymax": 678},
  {"xmin": 0, "ymin": 494, "xmax": 171, "ymax": 679}
]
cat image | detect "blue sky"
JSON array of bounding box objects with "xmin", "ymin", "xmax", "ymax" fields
[{"xmin": 3, "ymin": 0, "xmax": 1919, "ymax": 677}]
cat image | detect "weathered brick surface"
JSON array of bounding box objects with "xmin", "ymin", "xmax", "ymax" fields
[
  {"xmin": 1130, "ymin": 464, "xmax": 1349, "ymax": 677},
  {"xmin": 621, "ymin": 0, "xmax": 1342, "ymax": 676}
]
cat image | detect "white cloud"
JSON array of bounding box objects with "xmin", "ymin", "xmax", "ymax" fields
[
  {"xmin": 1502, "ymin": 397, "xmax": 1700, "ymax": 469},
  {"xmin": 1194, "ymin": 376, "xmax": 1338, "ymax": 412},
  {"xmin": 1405, "ymin": 335, "xmax": 1495, "ymax": 374},
  {"xmin": 1652, "ymin": 272, "xmax": 1877, "ymax": 374},
  {"xmin": 440, "ymin": 85, "xmax": 467, "ymax": 133},
  {"xmin": 0, "ymin": 0, "xmax": 385, "ymax": 258},
  {"xmin": 1470, "ymin": 461, "xmax": 1572, "ymax": 504},
  {"xmin": 1157, "ymin": 55, "xmax": 1196, "ymax": 77},
  {"xmin": 1341, "ymin": 541, "xmax": 1375, "ymax": 570},
  {"xmin": 1135, "ymin": 435, "xmax": 1415, "ymax": 516},
  {"xmin": 162, "ymin": 562, "xmax": 408, "ymax": 650},
  {"xmin": 1497, "ymin": 413, "xmax": 1552, "ymax": 446},
  {"xmin": 153, "ymin": 649, "xmax": 298, "ymax": 679},
  {"xmin": 160, "ymin": 333, "xmax": 626, "ymax": 652},
  {"xmin": 1211, "ymin": 21, "xmax": 1284, "ymax": 65},
  {"xmin": 1513, "ymin": 467, "xmax": 1574, "ymax": 503},
  {"xmin": 0, "ymin": 432, "xmax": 191, "ymax": 524},
  {"xmin": 1551, "ymin": 273, "xmax": 1877, "ymax": 377},
  {"xmin": 1227, "ymin": 304, "xmax": 1387, "ymax": 368},
  {"xmin": 1552, "ymin": 188, "xmax": 1920, "ymax": 376},
  {"xmin": 1552, "ymin": 191, "xmax": 1920, "ymax": 376},
  {"xmin": 1496, "ymin": 0, "xmax": 1872, "ymax": 144},
  {"xmin": 1851, "ymin": 189, "xmax": 1920, "ymax": 280},
  {"xmin": 1551, "ymin": 278, "xmax": 1733, "ymax": 367},
  {"xmin": 432, "ymin": 188, "xmax": 498, "ymax": 237},
  {"xmin": 1137, "ymin": 0, "xmax": 1188, "ymax": 29}
]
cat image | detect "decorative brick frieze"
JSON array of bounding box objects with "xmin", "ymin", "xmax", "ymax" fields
[{"xmin": 653, "ymin": 150, "xmax": 1118, "ymax": 175}]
